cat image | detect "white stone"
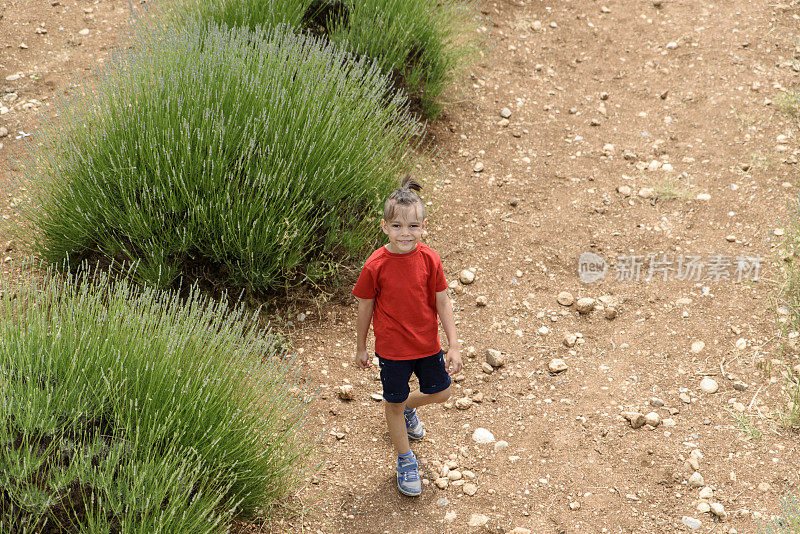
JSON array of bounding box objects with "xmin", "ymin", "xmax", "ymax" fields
[
  {"xmin": 494, "ymin": 440, "xmax": 509, "ymax": 451},
  {"xmin": 337, "ymin": 384, "xmax": 354, "ymax": 400},
  {"xmin": 467, "ymin": 514, "xmax": 489, "ymax": 527},
  {"xmin": 472, "ymin": 428, "xmax": 495, "ymax": 444},
  {"xmin": 710, "ymin": 502, "xmax": 726, "ymax": 520},
  {"xmin": 459, "ymin": 269, "xmax": 475, "ymax": 284},
  {"xmin": 699, "ymin": 378, "xmax": 718, "ymax": 394},
  {"xmin": 78, "ymin": 28, "xmax": 90, "ymax": 35},
  {"xmin": 576, "ymin": 297, "xmax": 594, "ymax": 314},
  {"xmin": 473, "ymin": 162, "xmax": 484, "ymax": 173},
  {"xmin": 696, "ymin": 193, "xmax": 711, "ymax": 201},
  {"xmin": 735, "ymin": 338, "xmax": 747, "ymax": 350},
  {"xmin": 691, "ymin": 341, "xmax": 705, "ymax": 353},
  {"xmin": 557, "ymin": 291, "xmax": 574, "ymax": 306},
  {"xmin": 699, "ymin": 486, "xmax": 713, "ymax": 499},
  {"xmin": 548, "ymin": 358, "xmax": 568, "ymax": 373},
  {"xmin": 463, "ymin": 482, "xmax": 477, "ymax": 495},
  {"xmin": 682, "ymin": 516, "xmax": 701, "ymax": 530},
  {"xmin": 645, "ymin": 412, "xmax": 660, "ymax": 426},
  {"xmin": 563, "ymin": 333, "xmax": 577, "ymax": 347},
  {"xmin": 500, "ymin": 107, "xmax": 512, "ymax": 118},
  {"xmin": 688, "ymin": 471, "xmax": 705, "ymax": 487},
  {"xmin": 485, "ymin": 349, "xmax": 505, "ymax": 367}
]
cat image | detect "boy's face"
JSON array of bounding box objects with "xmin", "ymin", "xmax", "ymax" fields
[{"xmin": 381, "ymin": 205, "xmax": 427, "ymax": 255}]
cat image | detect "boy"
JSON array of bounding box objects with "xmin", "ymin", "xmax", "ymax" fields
[{"xmin": 353, "ymin": 176, "xmax": 462, "ymax": 497}]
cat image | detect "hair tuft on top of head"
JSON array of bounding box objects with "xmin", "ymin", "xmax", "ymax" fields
[{"xmin": 384, "ymin": 174, "xmax": 425, "ymax": 221}]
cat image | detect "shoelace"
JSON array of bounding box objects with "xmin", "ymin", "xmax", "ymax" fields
[
  {"xmin": 404, "ymin": 409, "xmax": 418, "ymax": 426},
  {"xmin": 397, "ymin": 458, "xmax": 420, "ymax": 482}
]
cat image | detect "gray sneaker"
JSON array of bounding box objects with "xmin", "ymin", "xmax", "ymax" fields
[
  {"xmin": 404, "ymin": 407, "xmax": 424, "ymax": 440},
  {"xmin": 396, "ymin": 454, "xmax": 422, "ymax": 497}
]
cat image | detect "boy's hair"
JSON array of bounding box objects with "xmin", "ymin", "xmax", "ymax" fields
[{"xmin": 383, "ymin": 175, "xmax": 425, "ymax": 221}]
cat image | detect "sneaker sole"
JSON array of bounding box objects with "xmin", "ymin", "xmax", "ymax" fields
[
  {"xmin": 407, "ymin": 429, "xmax": 425, "ymax": 440},
  {"xmin": 397, "ymin": 480, "xmax": 422, "ymax": 497}
]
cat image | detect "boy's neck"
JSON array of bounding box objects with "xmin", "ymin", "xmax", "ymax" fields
[{"xmin": 385, "ymin": 243, "xmax": 419, "ymax": 255}]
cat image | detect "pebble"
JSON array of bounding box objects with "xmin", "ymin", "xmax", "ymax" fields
[
  {"xmin": 507, "ymin": 529, "xmax": 531, "ymax": 534},
  {"xmin": 710, "ymin": 502, "xmax": 726, "ymax": 520},
  {"xmin": 448, "ymin": 470, "xmax": 462, "ymax": 481},
  {"xmin": 696, "ymin": 193, "xmax": 711, "ymax": 201},
  {"xmin": 494, "ymin": 440, "xmax": 509, "ymax": 451},
  {"xmin": 557, "ymin": 291, "xmax": 575, "ymax": 306},
  {"xmin": 650, "ymin": 397, "xmax": 665, "ymax": 407},
  {"xmin": 617, "ymin": 184, "xmax": 632, "ymax": 196},
  {"xmin": 459, "ymin": 269, "xmax": 475, "ymax": 284},
  {"xmin": 473, "ymin": 162, "xmax": 484, "ymax": 173},
  {"xmin": 486, "ymin": 349, "xmax": 505, "ymax": 368},
  {"xmin": 563, "ymin": 333, "xmax": 577, "ymax": 347},
  {"xmin": 337, "ymin": 384, "xmax": 354, "ymax": 400},
  {"xmin": 645, "ymin": 412, "xmax": 661, "ymax": 426},
  {"xmin": 690, "ymin": 341, "xmax": 705, "ymax": 353},
  {"xmin": 758, "ymin": 481, "xmax": 771, "ymax": 492},
  {"xmin": 538, "ymin": 326, "xmax": 550, "ymax": 336},
  {"xmin": 699, "ymin": 378, "xmax": 719, "ymax": 394},
  {"xmin": 436, "ymin": 478, "xmax": 449, "ymax": 489},
  {"xmin": 472, "ymin": 428, "xmax": 495, "ymax": 444},
  {"xmin": 468, "ymin": 514, "xmax": 489, "ymax": 527},
  {"xmin": 666, "ymin": 41, "xmax": 678, "ymax": 49},
  {"xmin": 681, "ymin": 516, "xmax": 702, "ymax": 530},
  {"xmin": 78, "ymin": 28, "xmax": 90, "ymax": 35},
  {"xmin": 688, "ymin": 472, "xmax": 705, "ymax": 487},
  {"xmin": 726, "ymin": 235, "xmax": 736, "ymax": 242},
  {"xmin": 680, "ymin": 392, "xmax": 691, "ymax": 404},
  {"xmin": 735, "ymin": 338, "xmax": 747, "ymax": 351},
  {"xmin": 697, "ymin": 502, "xmax": 711, "ymax": 513},
  {"xmin": 455, "ymin": 397, "xmax": 473, "ymax": 410},
  {"xmin": 569, "ymin": 501, "xmax": 581, "ymax": 511},
  {"xmin": 463, "ymin": 482, "xmax": 477, "ymax": 496},
  {"xmin": 5, "ymin": 74, "xmax": 21, "ymax": 81},
  {"xmin": 662, "ymin": 418, "xmax": 676, "ymax": 427},
  {"xmin": 576, "ymin": 297, "xmax": 595, "ymax": 314},
  {"xmin": 500, "ymin": 107, "xmax": 512, "ymax": 118},
  {"xmin": 370, "ymin": 393, "xmax": 383, "ymax": 401},
  {"xmin": 444, "ymin": 510, "xmax": 457, "ymax": 521},
  {"xmin": 481, "ymin": 362, "xmax": 494, "ymax": 374},
  {"xmin": 476, "ymin": 295, "xmax": 488, "ymax": 306},
  {"xmin": 548, "ymin": 358, "xmax": 568, "ymax": 374},
  {"xmin": 622, "ymin": 411, "xmax": 646, "ymax": 429},
  {"xmin": 775, "ymin": 227, "xmax": 785, "ymax": 236},
  {"xmin": 638, "ymin": 187, "xmax": 654, "ymax": 198},
  {"xmin": 699, "ymin": 486, "xmax": 713, "ymax": 499},
  {"xmin": 604, "ymin": 306, "xmax": 617, "ymax": 320},
  {"xmin": 676, "ymin": 297, "xmax": 692, "ymax": 305},
  {"xmin": 0, "ymin": 127, "xmax": 7, "ymax": 137},
  {"xmin": 732, "ymin": 401, "xmax": 745, "ymax": 413}
]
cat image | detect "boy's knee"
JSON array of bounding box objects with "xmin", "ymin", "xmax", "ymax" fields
[{"xmin": 384, "ymin": 400, "xmax": 406, "ymax": 413}]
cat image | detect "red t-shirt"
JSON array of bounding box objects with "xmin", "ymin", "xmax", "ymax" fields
[{"xmin": 352, "ymin": 243, "xmax": 448, "ymax": 360}]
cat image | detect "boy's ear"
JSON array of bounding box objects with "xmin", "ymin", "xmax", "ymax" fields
[
  {"xmin": 380, "ymin": 219, "xmax": 389, "ymax": 235},
  {"xmin": 422, "ymin": 218, "xmax": 428, "ymax": 229}
]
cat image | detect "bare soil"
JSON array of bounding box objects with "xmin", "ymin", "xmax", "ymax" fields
[{"xmin": 3, "ymin": 1, "xmax": 800, "ymax": 533}]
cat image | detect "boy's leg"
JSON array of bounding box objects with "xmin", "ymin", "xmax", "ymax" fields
[
  {"xmin": 405, "ymin": 385, "xmax": 452, "ymax": 410},
  {"xmin": 407, "ymin": 350, "xmax": 452, "ymax": 410},
  {"xmin": 385, "ymin": 401, "xmax": 411, "ymax": 454}
]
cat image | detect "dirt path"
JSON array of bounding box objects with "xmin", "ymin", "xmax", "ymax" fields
[{"xmin": 3, "ymin": 1, "xmax": 800, "ymax": 533}]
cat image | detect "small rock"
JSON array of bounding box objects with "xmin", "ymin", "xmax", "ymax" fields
[
  {"xmin": 370, "ymin": 393, "xmax": 383, "ymax": 401},
  {"xmin": 622, "ymin": 411, "xmax": 646, "ymax": 429},
  {"xmin": 537, "ymin": 326, "xmax": 550, "ymax": 336},
  {"xmin": 758, "ymin": 482, "xmax": 771, "ymax": 492},
  {"xmin": 500, "ymin": 107, "xmax": 512, "ymax": 118},
  {"xmin": 463, "ymin": 483, "xmax": 477, "ymax": 496},
  {"xmin": 662, "ymin": 418, "xmax": 676, "ymax": 427},
  {"xmin": 569, "ymin": 501, "xmax": 581, "ymax": 510},
  {"xmin": 676, "ymin": 297, "xmax": 693, "ymax": 305},
  {"xmin": 78, "ymin": 28, "xmax": 90, "ymax": 35},
  {"xmin": 699, "ymin": 378, "xmax": 719, "ymax": 394},
  {"xmin": 576, "ymin": 297, "xmax": 595, "ymax": 314},
  {"xmin": 459, "ymin": 269, "xmax": 475, "ymax": 284},
  {"xmin": 435, "ymin": 478, "xmax": 449, "ymax": 489},
  {"xmin": 680, "ymin": 392, "xmax": 691, "ymax": 404},
  {"xmin": 604, "ymin": 306, "xmax": 618, "ymax": 320},
  {"xmin": 697, "ymin": 502, "xmax": 711, "ymax": 513},
  {"xmin": 726, "ymin": 234, "xmax": 736, "ymax": 242},
  {"xmin": 699, "ymin": 486, "xmax": 713, "ymax": 499},
  {"xmin": 735, "ymin": 338, "xmax": 747, "ymax": 351},
  {"xmin": 507, "ymin": 528, "xmax": 531, "ymax": 534},
  {"xmin": 472, "ymin": 428, "xmax": 495, "ymax": 444},
  {"xmin": 681, "ymin": 516, "xmax": 702, "ymax": 530},
  {"xmin": 448, "ymin": 470, "xmax": 462, "ymax": 481},
  {"xmin": 481, "ymin": 362, "xmax": 494, "ymax": 374},
  {"xmin": 337, "ymin": 384, "xmax": 354, "ymax": 400},
  {"xmin": 494, "ymin": 440, "xmax": 509, "ymax": 451},
  {"xmin": 5, "ymin": 74, "xmax": 22, "ymax": 81},
  {"xmin": 666, "ymin": 41, "xmax": 678, "ymax": 49},
  {"xmin": 444, "ymin": 510, "xmax": 457, "ymax": 521},
  {"xmin": 563, "ymin": 332, "xmax": 577, "ymax": 347},
  {"xmin": 645, "ymin": 412, "xmax": 661, "ymax": 426},
  {"xmin": 548, "ymin": 358, "xmax": 568, "ymax": 374},
  {"xmin": 638, "ymin": 187, "xmax": 654, "ymax": 198},
  {"xmin": 509, "ymin": 198, "xmax": 519, "ymax": 207},
  {"xmin": 557, "ymin": 291, "xmax": 575, "ymax": 306},
  {"xmin": 468, "ymin": 514, "xmax": 489, "ymax": 527},
  {"xmin": 696, "ymin": 193, "xmax": 711, "ymax": 201},
  {"xmin": 0, "ymin": 127, "xmax": 7, "ymax": 137},
  {"xmin": 732, "ymin": 401, "xmax": 745, "ymax": 413},
  {"xmin": 709, "ymin": 502, "xmax": 726, "ymax": 520},
  {"xmin": 476, "ymin": 295, "xmax": 488, "ymax": 306},
  {"xmin": 455, "ymin": 397, "xmax": 473, "ymax": 410},
  {"xmin": 650, "ymin": 397, "xmax": 665, "ymax": 407},
  {"xmin": 486, "ymin": 349, "xmax": 505, "ymax": 368},
  {"xmin": 691, "ymin": 341, "xmax": 705, "ymax": 353},
  {"xmin": 473, "ymin": 162, "xmax": 484, "ymax": 173},
  {"xmin": 617, "ymin": 184, "xmax": 632, "ymax": 196},
  {"xmin": 688, "ymin": 471, "xmax": 705, "ymax": 487}
]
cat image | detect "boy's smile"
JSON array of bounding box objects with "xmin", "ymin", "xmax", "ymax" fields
[{"xmin": 381, "ymin": 206, "xmax": 427, "ymax": 255}]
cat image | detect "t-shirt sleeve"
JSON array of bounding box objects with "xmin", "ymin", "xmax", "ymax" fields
[
  {"xmin": 434, "ymin": 255, "xmax": 447, "ymax": 292},
  {"xmin": 352, "ymin": 263, "xmax": 378, "ymax": 299}
]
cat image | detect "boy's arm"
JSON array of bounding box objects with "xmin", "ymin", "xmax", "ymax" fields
[
  {"xmin": 355, "ymin": 297, "xmax": 375, "ymax": 368},
  {"xmin": 435, "ymin": 290, "xmax": 462, "ymax": 375}
]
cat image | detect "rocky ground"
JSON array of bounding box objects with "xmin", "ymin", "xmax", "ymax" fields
[{"xmin": 3, "ymin": 0, "xmax": 800, "ymax": 533}]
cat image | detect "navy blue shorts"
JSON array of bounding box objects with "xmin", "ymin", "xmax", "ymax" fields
[{"xmin": 377, "ymin": 350, "xmax": 451, "ymax": 404}]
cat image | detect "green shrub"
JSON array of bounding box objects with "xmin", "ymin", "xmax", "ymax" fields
[
  {"xmin": 758, "ymin": 492, "xmax": 800, "ymax": 533},
  {"xmin": 23, "ymin": 22, "xmax": 419, "ymax": 293},
  {"xmin": 165, "ymin": 0, "xmax": 476, "ymax": 118},
  {"xmin": 0, "ymin": 264, "xmax": 311, "ymax": 532}
]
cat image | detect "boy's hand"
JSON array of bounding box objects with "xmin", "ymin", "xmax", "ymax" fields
[
  {"xmin": 355, "ymin": 349, "xmax": 373, "ymax": 369},
  {"xmin": 445, "ymin": 347, "xmax": 462, "ymax": 376}
]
